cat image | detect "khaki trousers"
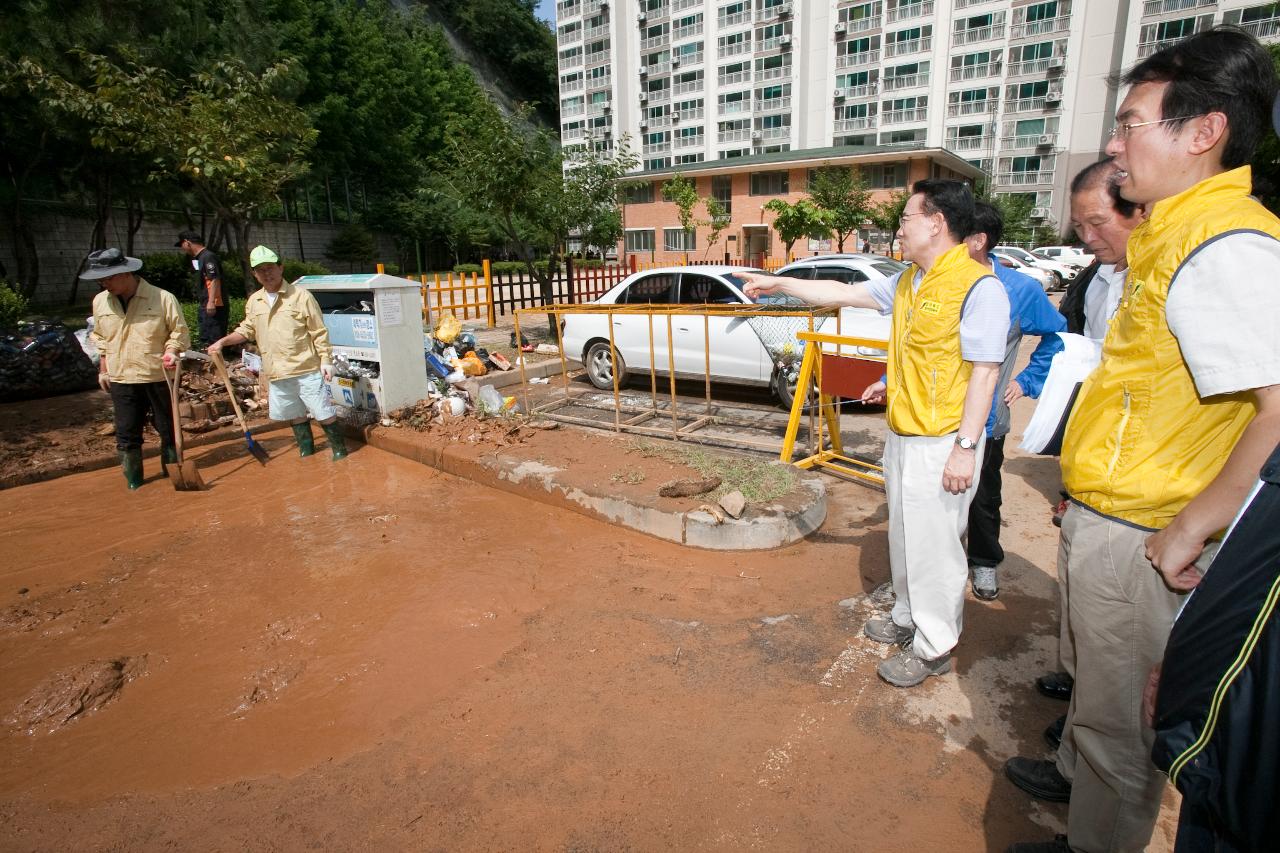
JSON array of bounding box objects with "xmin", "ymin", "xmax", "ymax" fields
[
  {"xmin": 1055, "ymin": 504, "xmax": 1195, "ymax": 853},
  {"xmin": 883, "ymin": 430, "xmax": 984, "ymax": 661}
]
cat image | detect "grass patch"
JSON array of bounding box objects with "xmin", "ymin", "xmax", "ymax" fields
[
  {"xmin": 628, "ymin": 439, "xmax": 796, "ymax": 503},
  {"xmin": 610, "ymin": 467, "xmax": 648, "ymax": 485}
]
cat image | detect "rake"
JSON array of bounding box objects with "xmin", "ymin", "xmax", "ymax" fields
[{"xmin": 206, "ymin": 350, "xmax": 270, "ymax": 465}]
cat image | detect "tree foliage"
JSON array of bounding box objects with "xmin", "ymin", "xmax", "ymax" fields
[
  {"xmin": 703, "ymin": 195, "xmax": 731, "ymax": 259},
  {"xmin": 806, "ymin": 167, "xmax": 872, "ymax": 251},
  {"xmin": 867, "ymin": 190, "xmax": 910, "ymax": 254},
  {"xmin": 763, "ymin": 198, "xmax": 833, "ymax": 259}
]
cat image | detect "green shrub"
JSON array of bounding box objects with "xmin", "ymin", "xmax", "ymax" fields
[
  {"xmin": 0, "ymin": 281, "xmax": 29, "ymax": 329},
  {"xmin": 382, "ymin": 262, "xmax": 400, "ymax": 276},
  {"xmin": 181, "ymin": 297, "xmax": 247, "ymax": 346},
  {"xmin": 140, "ymin": 253, "xmax": 193, "ymax": 297},
  {"xmin": 490, "ymin": 261, "xmax": 527, "ymax": 274},
  {"xmin": 452, "ymin": 263, "xmax": 483, "ymax": 275},
  {"xmin": 283, "ymin": 259, "xmax": 332, "ymax": 281}
]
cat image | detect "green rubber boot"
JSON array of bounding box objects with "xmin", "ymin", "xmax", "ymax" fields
[
  {"xmin": 160, "ymin": 442, "xmax": 178, "ymax": 478},
  {"xmin": 320, "ymin": 421, "xmax": 348, "ymax": 461},
  {"xmin": 120, "ymin": 448, "xmax": 144, "ymax": 490},
  {"xmin": 291, "ymin": 422, "xmax": 316, "ymax": 457}
]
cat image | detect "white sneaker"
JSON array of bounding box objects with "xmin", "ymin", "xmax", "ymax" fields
[{"xmin": 971, "ymin": 565, "xmax": 999, "ymax": 601}]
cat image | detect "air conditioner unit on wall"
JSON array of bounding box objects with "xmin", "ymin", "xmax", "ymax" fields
[
  {"xmin": 1031, "ymin": 207, "xmax": 1049, "ymax": 219},
  {"xmin": 779, "ymin": 2, "xmax": 793, "ymax": 15},
  {"xmin": 780, "ymin": 34, "xmax": 792, "ymax": 46},
  {"xmin": 639, "ymin": 92, "xmax": 648, "ymax": 102},
  {"xmin": 672, "ymin": 111, "xmax": 682, "ymax": 121},
  {"xmin": 637, "ymin": 11, "xmax": 646, "ymax": 22},
  {"xmin": 751, "ymin": 130, "xmax": 762, "ymax": 140},
  {"xmin": 1037, "ymin": 134, "xmax": 1053, "ymax": 146},
  {"xmin": 834, "ymin": 22, "xmax": 847, "ymax": 35},
  {"xmin": 640, "ymin": 120, "xmax": 648, "ymax": 129},
  {"xmin": 833, "ymin": 88, "xmax": 845, "ymax": 100},
  {"xmin": 1046, "ymin": 90, "xmax": 1062, "ymax": 104},
  {"xmin": 1048, "ymin": 57, "xmax": 1065, "ymax": 71},
  {"xmin": 639, "ymin": 65, "xmax": 649, "ymax": 76},
  {"xmin": 672, "ymin": 56, "xmax": 680, "ymax": 66}
]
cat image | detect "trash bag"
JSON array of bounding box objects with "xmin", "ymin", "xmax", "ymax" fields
[
  {"xmin": 0, "ymin": 320, "xmax": 100, "ymax": 402},
  {"xmin": 435, "ymin": 313, "xmax": 462, "ymax": 344},
  {"xmin": 453, "ymin": 353, "xmax": 487, "ymax": 377}
]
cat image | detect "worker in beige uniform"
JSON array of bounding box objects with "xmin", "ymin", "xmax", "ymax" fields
[
  {"xmin": 208, "ymin": 245, "xmax": 347, "ymax": 460},
  {"xmin": 86, "ymin": 248, "xmax": 191, "ymax": 489}
]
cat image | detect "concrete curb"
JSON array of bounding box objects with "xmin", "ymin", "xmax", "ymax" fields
[{"xmin": 355, "ymin": 426, "xmax": 827, "ymax": 551}]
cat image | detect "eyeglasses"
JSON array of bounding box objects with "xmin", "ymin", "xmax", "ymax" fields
[
  {"xmin": 1108, "ymin": 115, "xmax": 1199, "ymax": 140},
  {"xmin": 898, "ymin": 211, "xmax": 926, "ymax": 227}
]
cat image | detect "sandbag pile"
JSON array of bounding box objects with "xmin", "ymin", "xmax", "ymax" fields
[{"xmin": 0, "ymin": 321, "xmax": 99, "ymax": 402}]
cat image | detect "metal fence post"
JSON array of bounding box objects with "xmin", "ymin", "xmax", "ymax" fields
[
  {"xmin": 565, "ymin": 256, "xmax": 576, "ymax": 305},
  {"xmin": 482, "ymin": 259, "xmax": 495, "ymax": 328}
]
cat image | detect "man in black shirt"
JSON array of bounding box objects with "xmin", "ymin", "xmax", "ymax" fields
[{"xmin": 176, "ymin": 230, "xmax": 227, "ymax": 347}]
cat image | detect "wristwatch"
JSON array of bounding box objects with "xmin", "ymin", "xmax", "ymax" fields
[{"xmin": 955, "ymin": 435, "xmax": 977, "ymax": 450}]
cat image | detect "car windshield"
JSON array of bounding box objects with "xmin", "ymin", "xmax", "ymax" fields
[
  {"xmin": 1004, "ymin": 248, "xmax": 1033, "ymax": 262},
  {"xmin": 872, "ymin": 260, "xmax": 907, "ymax": 276},
  {"xmin": 723, "ymin": 270, "xmax": 765, "ymax": 290}
]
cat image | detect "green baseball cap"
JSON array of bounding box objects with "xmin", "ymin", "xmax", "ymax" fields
[{"xmin": 250, "ymin": 245, "xmax": 280, "ymax": 267}]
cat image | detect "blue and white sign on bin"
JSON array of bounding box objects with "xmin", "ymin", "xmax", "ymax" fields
[{"xmin": 295, "ymin": 272, "xmax": 429, "ymax": 414}]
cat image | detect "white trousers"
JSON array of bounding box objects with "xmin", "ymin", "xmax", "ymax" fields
[{"xmin": 883, "ymin": 430, "xmax": 984, "ymax": 660}]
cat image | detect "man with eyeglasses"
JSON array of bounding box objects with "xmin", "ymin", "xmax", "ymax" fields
[
  {"xmin": 1005, "ymin": 28, "xmax": 1280, "ymax": 853},
  {"xmin": 739, "ymin": 180, "xmax": 1009, "ymax": 688},
  {"xmin": 85, "ymin": 248, "xmax": 190, "ymax": 489}
]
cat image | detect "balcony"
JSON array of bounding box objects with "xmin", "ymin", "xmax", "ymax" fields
[
  {"xmin": 564, "ymin": 127, "xmax": 586, "ymax": 141},
  {"xmin": 557, "ymin": 1, "xmax": 582, "ymax": 19},
  {"xmin": 881, "ymin": 107, "xmax": 928, "ymax": 125},
  {"xmin": 1007, "ymin": 58, "xmax": 1055, "ymax": 76},
  {"xmin": 642, "ymin": 142, "xmax": 670, "ymax": 155},
  {"xmin": 588, "ymin": 100, "xmax": 611, "ymax": 116},
  {"xmin": 882, "ymin": 72, "xmax": 930, "ymax": 91},
  {"xmin": 843, "ymin": 16, "xmax": 883, "ymax": 34},
  {"xmin": 884, "ymin": 36, "xmax": 930, "ymax": 57},
  {"xmin": 718, "ymin": 11, "xmax": 750, "ymax": 29},
  {"xmin": 717, "ymin": 128, "xmax": 751, "ymax": 143},
  {"xmin": 997, "ymin": 170, "xmax": 1056, "ymax": 185},
  {"xmin": 1011, "ymin": 16, "xmax": 1071, "ymax": 39},
  {"xmin": 672, "ymin": 0, "xmax": 701, "ymax": 10},
  {"xmin": 952, "ymin": 25, "xmax": 1006, "ymax": 47},
  {"xmin": 718, "ymin": 41, "xmax": 751, "ymax": 58},
  {"xmin": 756, "ymin": 4, "xmax": 792, "ymax": 22},
  {"xmin": 946, "ymin": 135, "xmax": 992, "ymax": 152},
  {"xmin": 645, "ymin": 89, "xmax": 671, "ymax": 104},
  {"xmin": 560, "ymin": 77, "xmax": 585, "ymax": 92},
  {"xmin": 558, "ymin": 28, "xmax": 582, "ymax": 45},
  {"xmin": 836, "ymin": 50, "xmax": 881, "ymax": 68},
  {"xmin": 585, "ymin": 23, "xmax": 610, "ymax": 40},
  {"xmin": 674, "ymin": 133, "xmax": 705, "ymax": 149},
  {"xmin": 835, "ymin": 82, "xmax": 878, "ymax": 99},
  {"xmin": 1005, "ymin": 96, "xmax": 1052, "ymax": 112},
  {"xmin": 1142, "ymin": 0, "xmax": 1214, "ymax": 16},
  {"xmin": 672, "ymin": 79, "xmax": 703, "ymax": 96},
  {"xmin": 641, "ymin": 33, "xmax": 669, "ymax": 50},
  {"xmin": 584, "ymin": 0, "xmax": 607, "ymax": 14},
  {"xmin": 758, "ymin": 34, "xmax": 793, "ymax": 51},
  {"xmin": 758, "ymin": 126, "xmax": 791, "ymax": 140},
  {"xmin": 672, "ymin": 22, "xmax": 704, "ymax": 41},
  {"xmin": 718, "ymin": 69, "xmax": 751, "ymax": 86},
  {"xmin": 835, "ymin": 116, "xmax": 877, "ymax": 132},
  {"xmin": 754, "ymin": 96, "xmax": 791, "ymax": 112},
  {"xmin": 954, "ymin": 0, "xmax": 990, "ymax": 7},
  {"xmin": 1138, "ymin": 36, "xmax": 1190, "ymax": 57},
  {"xmin": 558, "ymin": 52, "xmax": 584, "ymax": 69},
  {"xmin": 1239, "ymin": 18, "xmax": 1280, "ymax": 39},
  {"xmin": 647, "ymin": 59, "xmax": 672, "ymax": 74},
  {"xmin": 758, "ymin": 63, "xmax": 793, "ymax": 81},
  {"xmin": 947, "ymin": 100, "xmax": 995, "ymax": 117},
  {"xmin": 1002, "ymin": 132, "xmax": 1058, "ymax": 149},
  {"xmin": 674, "ymin": 107, "xmax": 705, "ymax": 121},
  {"xmin": 561, "ymin": 103, "xmax": 585, "ymax": 117},
  {"xmin": 644, "ymin": 114, "xmax": 672, "ymax": 128},
  {"xmin": 717, "ymin": 101, "xmax": 749, "ymax": 116},
  {"xmin": 950, "ymin": 61, "xmax": 1001, "ymax": 81},
  {"xmin": 586, "ymin": 49, "xmax": 611, "ymax": 67},
  {"xmin": 587, "ymin": 74, "xmax": 612, "ymax": 90},
  {"xmin": 886, "ymin": 2, "xmax": 933, "ymax": 24},
  {"xmin": 673, "ymin": 51, "xmax": 703, "ymax": 67}
]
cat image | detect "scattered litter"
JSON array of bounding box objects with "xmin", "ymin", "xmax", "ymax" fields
[
  {"xmin": 738, "ymin": 571, "xmax": 761, "ymax": 580},
  {"xmin": 691, "ymin": 503, "xmax": 725, "ymax": 524},
  {"xmin": 1, "ymin": 320, "xmax": 98, "ymax": 402},
  {"xmin": 528, "ymin": 376, "xmax": 550, "ymax": 385},
  {"xmin": 761, "ymin": 614, "xmax": 794, "ymax": 625},
  {"xmin": 535, "ymin": 343, "xmax": 560, "ymax": 355},
  {"xmin": 528, "ymin": 419, "xmax": 559, "ymax": 430},
  {"xmin": 659, "ymin": 477, "xmax": 722, "ymax": 498}
]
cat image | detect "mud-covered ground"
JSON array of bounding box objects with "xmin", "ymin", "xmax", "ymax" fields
[{"xmin": 0, "ymin": 337, "xmax": 1181, "ymax": 852}]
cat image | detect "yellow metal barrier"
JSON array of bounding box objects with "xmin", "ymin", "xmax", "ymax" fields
[{"xmin": 419, "ymin": 264, "xmax": 495, "ymax": 329}]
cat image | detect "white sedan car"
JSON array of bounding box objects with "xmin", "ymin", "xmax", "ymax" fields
[
  {"xmin": 994, "ymin": 245, "xmax": 1072, "ymax": 289},
  {"xmin": 1033, "ymin": 245, "xmax": 1095, "ymax": 267},
  {"xmin": 992, "ymin": 251, "xmax": 1058, "ymax": 292},
  {"xmin": 561, "ymin": 265, "xmax": 889, "ymax": 408}
]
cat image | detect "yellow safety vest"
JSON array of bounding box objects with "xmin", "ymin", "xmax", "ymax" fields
[
  {"xmin": 886, "ymin": 243, "xmax": 991, "ymax": 437},
  {"xmin": 1063, "ymin": 166, "xmax": 1280, "ymax": 529}
]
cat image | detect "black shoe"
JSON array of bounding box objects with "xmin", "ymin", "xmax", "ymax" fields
[
  {"xmin": 1044, "ymin": 715, "xmax": 1066, "ymax": 750},
  {"xmin": 1004, "ymin": 757, "xmax": 1072, "ymax": 803},
  {"xmin": 1008, "ymin": 836, "xmax": 1071, "ymax": 853},
  {"xmin": 1035, "ymin": 671, "xmax": 1073, "ymax": 701}
]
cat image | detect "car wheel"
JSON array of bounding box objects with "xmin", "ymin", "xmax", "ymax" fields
[
  {"xmin": 771, "ymin": 363, "xmax": 816, "ymax": 411},
  {"xmin": 585, "ymin": 340, "xmax": 627, "ymax": 391}
]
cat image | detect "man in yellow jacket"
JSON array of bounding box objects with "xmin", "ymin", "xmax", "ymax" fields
[
  {"xmin": 741, "ymin": 179, "xmax": 1009, "ymax": 687},
  {"xmin": 1005, "ymin": 28, "xmax": 1280, "ymax": 853},
  {"xmin": 208, "ymin": 245, "xmax": 346, "ymax": 460},
  {"xmin": 87, "ymin": 248, "xmax": 191, "ymax": 489}
]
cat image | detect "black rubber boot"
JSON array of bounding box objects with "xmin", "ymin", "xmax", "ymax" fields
[
  {"xmin": 291, "ymin": 422, "xmax": 315, "ymax": 457},
  {"xmin": 320, "ymin": 421, "xmax": 348, "ymax": 460},
  {"xmin": 120, "ymin": 449, "xmax": 144, "ymax": 490},
  {"xmin": 160, "ymin": 443, "xmax": 178, "ymax": 478}
]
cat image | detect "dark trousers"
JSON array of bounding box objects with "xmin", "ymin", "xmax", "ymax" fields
[
  {"xmin": 197, "ymin": 303, "xmax": 229, "ymax": 347},
  {"xmin": 1174, "ymin": 797, "xmax": 1246, "ymax": 853},
  {"xmin": 966, "ymin": 434, "xmax": 1006, "ymax": 568},
  {"xmin": 109, "ymin": 381, "xmax": 175, "ymax": 452}
]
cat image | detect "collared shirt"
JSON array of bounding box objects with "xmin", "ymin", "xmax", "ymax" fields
[
  {"xmin": 91, "ymin": 278, "xmax": 190, "ymax": 384},
  {"xmin": 192, "ymin": 248, "xmax": 224, "ymax": 306},
  {"xmin": 1083, "ymin": 264, "xmax": 1126, "ymax": 340},
  {"xmin": 865, "ymin": 267, "xmax": 1011, "ymax": 362},
  {"xmin": 234, "ymin": 281, "xmax": 332, "ymax": 381}
]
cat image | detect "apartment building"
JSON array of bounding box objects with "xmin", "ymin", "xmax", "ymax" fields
[{"xmin": 554, "ymin": 0, "xmax": 1280, "ymax": 262}]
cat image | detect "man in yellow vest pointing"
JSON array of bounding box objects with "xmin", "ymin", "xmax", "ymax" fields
[
  {"xmin": 741, "ymin": 179, "xmax": 1009, "ymax": 687},
  {"xmin": 1005, "ymin": 28, "xmax": 1280, "ymax": 853}
]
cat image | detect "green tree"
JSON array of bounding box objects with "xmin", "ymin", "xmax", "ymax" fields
[
  {"xmin": 867, "ymin": 190, "xmax": 910, "ymax": 255},
  {"xmin": 985, "ymin": 190, "xmax": 1041, "ymax": 244},
  {"xmin": 326, "ymin": 224, "xmax": 376, "ymax": 272},
  {"xmin": 763, "ymin": 198, "xmax": 833, "ymax": 259},
  {"xmin": 660, "ymin": 173, "xmax": 704, "ymax": 256},
  {"xmin": 703, "ymin": 195, "xmax": 731, "ymax": 260},
  {"xmin": 806, "ymin": 166, "xmax": 872, "ymax": 251}
]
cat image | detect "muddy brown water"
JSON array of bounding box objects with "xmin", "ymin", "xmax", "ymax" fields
[{"xmin": 0, "ymin": 380, "xmax": 1181, "ymax": 850}]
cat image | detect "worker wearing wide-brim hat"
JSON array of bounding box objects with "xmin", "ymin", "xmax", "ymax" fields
[
  {"xmin": 208, "ymin": 245, "xmax": 346, "ymax": 460},
  {"xmin": 85, "ymin": 248, "xmax": 191, "ymax": 489}
]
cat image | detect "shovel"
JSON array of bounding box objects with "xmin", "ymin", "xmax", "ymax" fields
[
  {"xmin": 162, "ymin": 356, "xmax": 207, "ymax": 491},
  {"xmin": 208, "ymin": 350, "xmax": 270, "ymax": 465}
]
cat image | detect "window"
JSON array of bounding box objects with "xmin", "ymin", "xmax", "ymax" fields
[
  {"xmin": 1025, "ymin": 1, "xmax": 1058, "ymax": 22},
  {"xmin": 679, "ymin": 274, "xmax": 739, "ymax": 304},
  {"xmin": 720, "ymin": 148, "xmax": 750, "ymax": 159},
  {"xmin": 622, "ymin": 273, "xmax": 676, "ymax": 303},
  {"xmin": 674, "ymin": 152, "xmax": 704, "ymax": 164},
  {"xmin": 624, "ymin": 182, "xmax": 656, "ymax": 204},
  {"xmin": 955, "ymin": 124, "xmax": 985, "ymax": 138},
  {"xmin": 814, "ymin": 266, "xmax": 869, "ymax": 284},
  {"xmin": 625, "ymin": 229, "xmax": 655, "ymax": 253},
  {"xmin": 839, "ymin": 2, "xmax": 880, "ymax": 24},
  {"xmin": 1013, "ymin": 80, "xmax": 1050, "ymax": 99},
  {"xmin": 749, "ymin": 171, "xmax": 789, "ymax": 195},
  {"xmin": 1014, "ymin": 118, "xmax": 1046, "ymax": 136},
  {"xmin": 711, "ymin": 175, "xmax": 732, "ymax": 215},
  {"xmin": 1015, "ymin": 41, "xmax": 1055, "ymax": 61},
  {"xmin": 1157, "ymin": 18, "xmax": 1197, "ymax": 40},
  {"xmin": 837, "ymin": 70, "xmax": 870, "ymax": 88},
  {"xmin": 674, "ymin": 42, "xmax": 702, "ymax": 59},
  {"xmin": 663, "ymin": 228, "xmax": 697, "ymax": 251}
]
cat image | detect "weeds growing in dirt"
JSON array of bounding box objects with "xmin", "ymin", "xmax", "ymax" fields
[{"xmin": 628, "ymin": 440, "xmax": 795, "ymax": 503}]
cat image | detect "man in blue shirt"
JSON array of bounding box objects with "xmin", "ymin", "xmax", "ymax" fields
[{"xmin": 965, "ymin": 201, "xmax": 1067, "ymax": 600}]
